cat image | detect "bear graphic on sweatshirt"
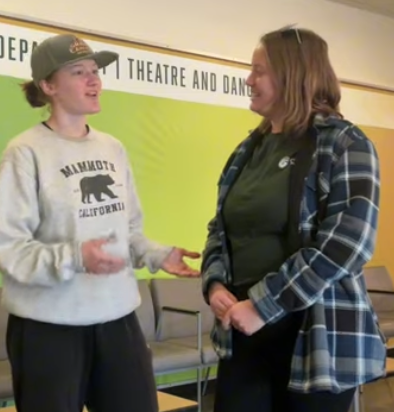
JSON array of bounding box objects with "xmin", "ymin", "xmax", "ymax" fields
[{"xmin": 80, "ymin": 174, "xmax": 118, "ymax": 204}]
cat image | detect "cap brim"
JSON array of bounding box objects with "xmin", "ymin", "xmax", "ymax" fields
[{"xmin": 93, "ymin": 50, "xmax": 119, "ymax": 69}]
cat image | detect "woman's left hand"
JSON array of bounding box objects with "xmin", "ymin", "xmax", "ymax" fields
[
  {"xmin": 161, "ymin": 247, "xmax": 201, "ymax": 277},
  {"xmin": 222, "ymin": 299, "xmax": 265, "ymax": 335}
]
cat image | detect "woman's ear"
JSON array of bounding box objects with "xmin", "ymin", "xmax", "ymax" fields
[{"xmin": 39, "ymin": 78, "xmax": 55, "ymax": 98}]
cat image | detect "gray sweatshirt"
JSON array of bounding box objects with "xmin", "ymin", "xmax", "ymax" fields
[{"xmin": 0, "ymin": 123, "xmax": 172, "ymax": 325}]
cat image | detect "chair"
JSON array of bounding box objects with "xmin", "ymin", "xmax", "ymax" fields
[
  {"xmin": 135, "ymin": 279, "xmax": 202, "ymax": 411},
  {"xmin": 363, "ymin": 266, "xmax": 394, "ymax": 341},
  {"xmin": 150, "ymin": 278, "xmax": 217, "ymax": 410},
  {"xmin": 351, "ymin": 266, "xmax": 394, "ymax": 412},
  {"xmin": 352, "ymin": 357, "xmax": 394, "ymax": 412}
]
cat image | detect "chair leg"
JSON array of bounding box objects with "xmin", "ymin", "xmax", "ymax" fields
[
  {"xmin": 202, "ymin": 367, "xmax": 211, "ymax": 396},
  {"xmin": 359, "ymin": 385, "xmax": 365, "ymax": 412},
  {"xmin": 352, "ymin": 387, "xmax": 360, "ymax": 412},
  {"xmin": 196, "ymin": 367, "xmax": 202, "ymax": 412},
  {"xmin": 351, "ymin": 386, "xmax": 363, "ymax": 412}
]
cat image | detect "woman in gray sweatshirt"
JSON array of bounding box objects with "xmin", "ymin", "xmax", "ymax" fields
[{"xmin": 0, "ymin": 33, "xmax": 200, "ymax": 412}]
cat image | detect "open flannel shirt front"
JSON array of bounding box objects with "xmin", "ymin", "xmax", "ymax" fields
[{"xmin": 201, "ymin": 114, "xmax": 387, "ymax": 394}]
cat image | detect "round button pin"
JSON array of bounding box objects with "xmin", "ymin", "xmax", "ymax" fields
[{"xmin": 278, "ymin": 156, "xmax": 290, "ymax": 169}]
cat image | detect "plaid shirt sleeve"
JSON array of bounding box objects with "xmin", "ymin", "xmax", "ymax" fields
[
  {"xmin": 248, "ymin": 131, "xmax": 380, "ymax": 324},
  {"xmin": 201, "ymin": 217, "xmax": 227, "ymax": 303}
]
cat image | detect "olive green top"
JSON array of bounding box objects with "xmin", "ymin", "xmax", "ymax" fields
[{"xmin": 223, "ymin": 132, "xmax": 303, "ymax": 286}]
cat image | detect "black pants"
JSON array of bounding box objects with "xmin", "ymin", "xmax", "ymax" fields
[
  {"xmin": 214, "ymin": 285, "xmax": 356, "ymax": 412},
  {"xmin": 6, "ymin": 311, "xmax": 158, "ymax": 412}
]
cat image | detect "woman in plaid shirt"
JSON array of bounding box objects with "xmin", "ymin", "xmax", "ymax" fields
[{"xmin": 201, "ymin": 27, "xmax": 386, "ymax": 412}]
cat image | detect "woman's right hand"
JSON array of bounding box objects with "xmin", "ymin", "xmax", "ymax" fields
[
  {"xmin": 81, "ymin": 239, "xmax": 126, "ymax": 275},
  {"xmin": 208, "ymin": 282, "xmax": 238, "ymax": 320}
]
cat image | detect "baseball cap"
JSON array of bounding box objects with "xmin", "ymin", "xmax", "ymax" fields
[{"xmin": 31, "ymin": 33, "xmax": 119, "ymax": 85}]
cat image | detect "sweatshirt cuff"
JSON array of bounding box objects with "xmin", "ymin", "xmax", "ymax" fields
[
  {"xmin": 73, "ymin": 241, "xmax": 86, "ymax": 274},
  {"xmin": 145, "ymin": 245, "xmax": 174, "ymax": 273}
]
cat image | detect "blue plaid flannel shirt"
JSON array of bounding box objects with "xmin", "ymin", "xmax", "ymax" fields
[{"xmin": 201, "ymin": 114, "xmax": 387, "ymax": 394}]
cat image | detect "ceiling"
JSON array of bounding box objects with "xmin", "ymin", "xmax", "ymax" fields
[{"xmin": 326, "ymin": 0, "xmax": 394, "ymax": 18}]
